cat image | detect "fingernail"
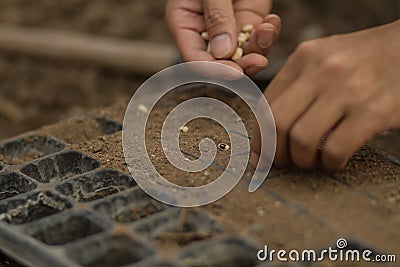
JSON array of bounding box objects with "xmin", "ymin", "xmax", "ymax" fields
[
  {"xmin": 246, "ymin": 64, "xmax": 268, "ymax": 77},
  {"xmin": 211, "ymin": 34, "xmax": 232, "ymax": 58},
  {"xmin": 266, "ymin": 15, "xmax": 281, "ymax": 28},
  {"xmin": 257, "ymin": 29, "xmax": 274, "ymax": 49}
]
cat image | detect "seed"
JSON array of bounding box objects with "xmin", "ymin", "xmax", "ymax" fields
[
  {"xmin": 180, "ymin": 126, "xmax": 189, "ymax": 133},
  {"xmin": 237, "ymin": 32, "xmax": 247, "ymax": 44},
  {"xmin": 242, "ymin": 24, "xmax": 254, "ymax": 33},
  {"xmin": 218, "ymin": 143, "xmax": 230, "ymax": 151},
  {"xmin": 201, "ymin": 31, "xmax": 209, "ymax": 41},
  {"xmin": 137, "ymin": 104, "xmax": 148, "ymax": 114},
  {"xmin": 231, "ymin": 47, "xmax": 243, "ymax": 62},
  {"xmin": 207, "ymin": 42, "xmax": 211, "ymax": 53}
]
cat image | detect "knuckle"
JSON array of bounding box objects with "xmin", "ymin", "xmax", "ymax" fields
[
  {"xmin": 295, "ymin": 40, "xmax": 318, "ymax": 57},
  {"xmin": 206, "ymin": 8, "xmax": 231, "ymax": 30},
  {"xmin": 290, "ymin": 125, "xmax": 312, "ymax": 151},
  {"xmin": 320, "ymin": 54, "xmax": 347, "ymax": 73},
  {"xmin": 363, "ymin": 101, "xmax": 386, "ymax": 119},
  {"xmin": 344, "ymin": 77, "xmax": 370, "ymax": 103}
]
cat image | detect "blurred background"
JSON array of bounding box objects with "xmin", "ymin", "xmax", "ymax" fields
[{"xmin": 0, "ymin": 0, "xmax": 399, "ymax": 142}]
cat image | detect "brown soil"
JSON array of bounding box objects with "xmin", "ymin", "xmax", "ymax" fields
[
  {"xmin": 0, "ymin": 1, "xmax": 399, "ymax": 266},
  {"xmin": 33, "ymin": 86, "xmax": 400, "ymax": 265}
]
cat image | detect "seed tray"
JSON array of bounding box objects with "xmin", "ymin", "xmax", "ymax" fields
[
  {"xmin": 92, "ymin": 187, "xmax": 169, "ymax": 224},
  {"xmin": 132, "ymin": 208, "xmax": 222, "ymax": 246},
  {"xmin": 0, "ymin": 190, "xmax": 73, "ymax": 225},
  {"xmin": 0, "ymin": 135, "xmax": 65, "ymax": 165},
  {"xmin": 94, "ymin": 117, "xmax": 123, "ymax": 135},
  {"xmin": 55, "ymin": 169, "xmax": 137, "ymax": 202},
  {"xmin": 64, "ymin": 234, "xmax": 156, "ymax": 267},
  {"xmin": 0, "ymin": 172, "xmax": 38, "ymax": 201},
  {"xmin": 127, "ymin": 259, "xmax": 184, "ymax": 267},
  {"xmin": 22, "ymin": 210, "xmax": 112, "ymax": 246},
  {"xmin": 0, "ymin": 132, "xmax": 275, "ymax": 267},
  {"xmin": 176, "ymin": 237, "xmax": 259, "ymax": 267},
  {"xmin": 20, "ymin": 150, "xmax": 101, "ymax": 183}
]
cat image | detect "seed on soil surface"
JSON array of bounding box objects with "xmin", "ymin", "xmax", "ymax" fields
[
  {"xmin": 201, "ymin": 31, "xmax": 209, "ymax": 41},
  {"xmin": 242, "ymin": 24, "xmax": 254, "ymax": 33},
  {"xmin": 231, "ymin": 47, "xmax": 243, "ymax": 62},
  {"xmin": 218, "ymin": 143, "xmax": 230, "ymax": 151},
  {"xmin": 180, "ymin": 126, "xmax": 189, "ymax": 133}
]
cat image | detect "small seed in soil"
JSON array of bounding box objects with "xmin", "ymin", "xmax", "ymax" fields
[
  {"xmin": 180, "ymin": 126, "xmax": 189, "ymax": 133},
  {"xmin": 242, "ymin": 24, "xmax": 255, "ymax": 33},
  {"xmin": 201, "ymin": 31, "xmax": 209, "ymax": 41},
  {"xmin": 218, "ymin": 143, "xmax": 230, "ymax": 151},
  {"xmin": 231, "ymin": 47, "xmax": 244, "ymax": 62}
]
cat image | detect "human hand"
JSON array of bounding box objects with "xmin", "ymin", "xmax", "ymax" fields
[
  {"xmin": 251, "ymin": 20, "xmax": 400, "ymax": 170},
  {"xmin": 166, "ymin": 0, "xmax": 281, "ymax": 77}
]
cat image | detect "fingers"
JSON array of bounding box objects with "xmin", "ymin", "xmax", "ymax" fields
[
  {"xmin": 322, "ymin": 110, "xmax": 387, "ymax": 170},
  {"xmin": 289, "ymin": 95, "xmax": 345, "ymax": 169},
  {"xmin": 235, "ymin": 53, "xmax": 269, "ymax": 76},
  {"xmin": 203, "ymin": 0, "xmax": 237, "ymax": 59},
  {"xmin": 175, "ymin": 29, "xmax": 213, "ymax": 62},
  {"xmin": 242, "ymin": 15, "xmax": 281, "ymax": 56},
  {"xmin": 165, "ymin": 0, "xmax": 208, "ymax": 63}
]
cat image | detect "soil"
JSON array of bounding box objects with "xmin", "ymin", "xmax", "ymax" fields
[
  {"xmin": 114, "ymin": 202, "xmax": 163, "ymax": 224},
  {"xmin": 0, "ymin": 1, "xmax": 399, "ymax": 266},
  {"xmin": 33, "ymin": 86, "xmax": 400, "ymax": 265}
]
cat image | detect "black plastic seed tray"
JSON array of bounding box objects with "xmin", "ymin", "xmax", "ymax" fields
[
  {"xmin": 0, "ymin": 135, "xmax": 65, "ymax": 165},
  {"xmin": 20, "ymin": 150, "xmax": 101, "ymax": 183},
  {"xmin": 0, "ymin": 133, "xmax": 262, "ymax": 267},
  {"xmin": 55, "ymin": 169, "xmax": 137, "ymax": 202},
  {"xmin": 94, "ymin": 117, "xmax": 123, "ymax": 135},
  {"xmin": 132, "ymin": 208, "xmax": 222, "ymax": 245},
  {"xmin": 0, "ymin": 172, "xmax": 37, "ymax": 201},
  {"xmin": 176, "ymin": 237, "xmax": 260, "ymax": 267}
]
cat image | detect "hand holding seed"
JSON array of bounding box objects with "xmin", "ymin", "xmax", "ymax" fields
[
  {"xmin": 165, "ymin": 0, "xmax": 281, "ymax": 77},
  {"xmin": 201, "ymin": 24, "xmax": 254, "ymax": 62}
]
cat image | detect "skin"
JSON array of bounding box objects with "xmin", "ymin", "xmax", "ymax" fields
[
  {"xmin": 167, "ymin": 1, "xmax": 400, "ymax": 170},
  {"xmin": 251, "ymin": 19, "xmax": 400, "ymax": 170},
  {"xmin": 165, "ymin": 0, "xmax": 281, "ymax": 77}
]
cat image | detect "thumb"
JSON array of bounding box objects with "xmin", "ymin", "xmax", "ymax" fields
[{"xmin": 203, "ymin": 0, "xmax": 237, "ymax": 59}]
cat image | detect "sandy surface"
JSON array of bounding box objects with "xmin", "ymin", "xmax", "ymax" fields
[
  {"xmin": 0, "ymin": 86, "xmax": 393, "ymax": 266},
  {"xmin": 0, "ymin": 1, "xmax": 399, "ymax": 266}
]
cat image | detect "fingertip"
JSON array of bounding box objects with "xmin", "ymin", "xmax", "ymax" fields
[
  {"xmin": 246, "ymin": 64, "xmax": 268, "ymax": 77},
  {"xmin": 236, "ymin": 53, "xmax": 268, "ymax": 73},
  {"xmin": 211, "ymin": 33, "xmax": 236, "ymax": 59},
  {"xmin": 264, "ymin": 14, "xmax": 281, "ymax": 31}
]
